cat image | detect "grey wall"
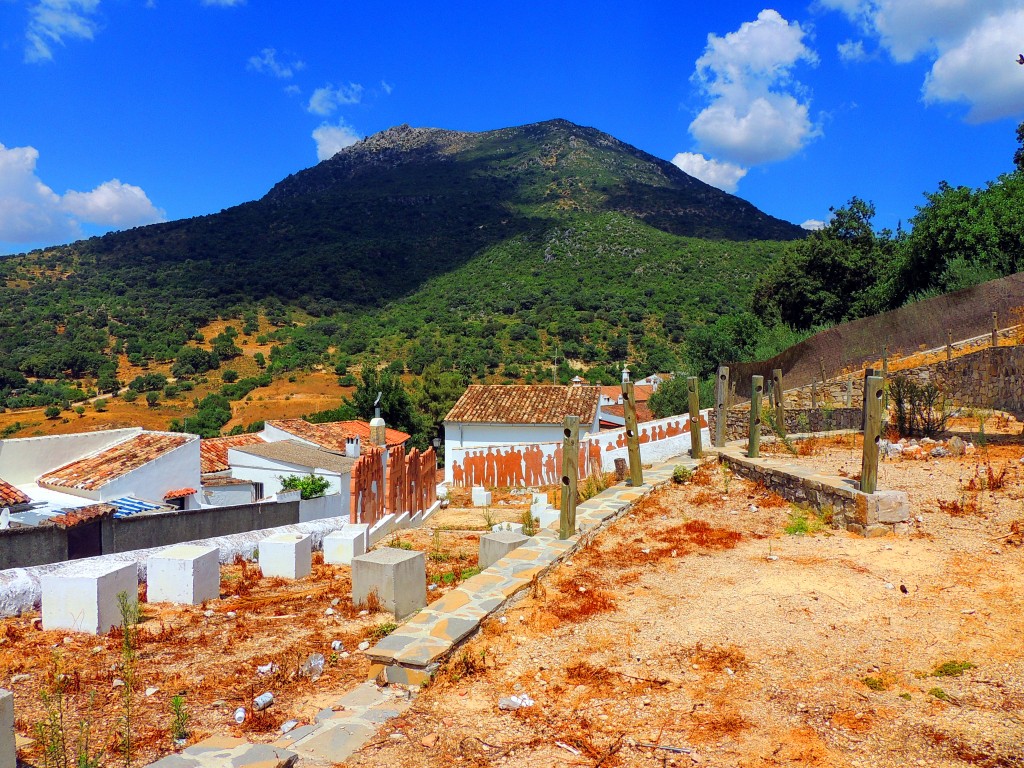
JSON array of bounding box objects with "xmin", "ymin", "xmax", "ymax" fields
[{"xmin": 0, "ymin": 526, "xmax": 67, "ymax": 570}]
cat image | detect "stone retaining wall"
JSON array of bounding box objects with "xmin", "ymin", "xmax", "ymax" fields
[
  {"xmin": 709, "ymin": 407, "xmax": 862, "ymax": 443},
  {"xmin": 716, "ymin": 445, "xmax": 909, "ymax": 536}
]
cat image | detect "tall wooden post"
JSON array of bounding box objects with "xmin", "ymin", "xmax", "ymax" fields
[
  {"xmin": 845, "ymin": 376, "xmax": 853, "ymax": 407},
  {"xmin": 748, "ymin": 375, "xmax": 763, "ymax": 458},
  {"xmin": 881, "ymin": 344, "xmax": 889, "ymax": 410},
  {"xmin": 714, "ymin": 366, "xmax": 729, "ymax": 448},
  {"xmin": 622, "ymin": 381, "xmax": 643, "ymax": 488},
  {"xmin": 861, "ymin": 367, "xmax": 875, "ymax": 429},
  {"xmin": 946, "ymin": 329, "xmax": 953, "ymax": 362},
  {"xmin": 818, "ymin": 358, "xmax": 827, "ymax": 388},
  {"xmin": 861, "ymin": 375, "xmax": 884, "ymax": 494},
  {"xmin": 687, "ymin": 376, "xmax": 702, "ymax": 459},
  {"xmin": 811, "ymin": 381, "xmax": 818, "ymax": 409},
  {"xmin": 772, "ymin": 368, "xmax": 785, "ymax": 436},
  {"xmin": 559, "ymin": 415, "xmax": 579, "ymax": 540},
  {"xmin": 993, "ymin": 312, "xmax": 999, "ymax": 347}
]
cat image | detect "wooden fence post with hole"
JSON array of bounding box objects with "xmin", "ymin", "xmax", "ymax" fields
[
  {"xmin": 861, "ymin": 375, "xmax": 884, "ymax": 494},
  {"xmin": 748, "ymin": 375, "xmax": 763, "ymax": 458},
  {"xmin": 559, "ymin": 415, "xmax": 579, "ymax": 540},
  {"xmin": 993, "ymin": 312, "xmax": 999, "ymax": 348},
  {"xmin": 622, "ymin": 381, "xmax": 643, "ymax": 488},
  {"xmin": 946, "ymin": 329, "xmax": 953, "ymax": 362},
  {"xmin": 687, "ymin": 376, "xmax": 702, "ymax": 459},
  {"xmin": 714, "ymin": 366, "xmax": 729, "ymax": 448},
  {"xmin": 882, "ymin": 344, "xmax": 889, "ymax": 410},
  {"xmin": 772, "ymin": 368, "xmax": 785, "ymax": 436},
  {"xmin": 811, "ymin": 381, "xmax": 818, "ymax": 409},
  {"xmin": 846, "ymin": 376, "xmax": 853, "ymax": 407},
  {"xmin": 819, "ymin": 358, "xmax": 827, "ymax": 388},
  {"xmin": 861, "ymin": 367, "xmax": 874, "ymax": 430}
]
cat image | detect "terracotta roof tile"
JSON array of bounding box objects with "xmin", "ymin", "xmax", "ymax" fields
[
  {"xmin": 45, "ymin": 503, "xmax": 117, "ymax": 528},
  {"xmin": 163, "ymin": 488, "xmax": 197, "ymax": 500},
  {"xmin": 39, "ymin": 433, "xmax": 190, "ymax": 492},
  {"xmin": 0, "ymin": 478, "xmax": 30, "ymax": 507},
  {"xmin": 200, "ymin": 433, "xmax": 265, "ymax": 474},
  {"xmin": 333, "ymin": 420, "xmax": 410, "ymax": 448},
  {"xmin": 444, "ymin": 385, "xmax": 600, "ymax": 425},
  {"xmin": 267, "ymin": 419, "xmax": 408, "ymax": 450},
  {"xmin": 602, "ymin": 403, "xmax": 655, "ymax": 423}
]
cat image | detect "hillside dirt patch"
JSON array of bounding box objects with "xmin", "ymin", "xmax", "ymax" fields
[{"xmin": 343, "ymin": 449, "xmax": 1024, "ymax": 768}]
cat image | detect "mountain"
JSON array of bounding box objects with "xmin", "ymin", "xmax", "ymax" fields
[{"xmin": 0, "ymin": 118, "xmax": 803, "ymax": 389}]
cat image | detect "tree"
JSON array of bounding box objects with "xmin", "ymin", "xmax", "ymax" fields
[
  {"xmin": 222, "ymin": 369, "xmax": 239, "ymax": 383},
  {"xmin": 146, "ymin": 391, "xmax": 160, "ymax": 408},
  {"xmin": 1015, "ymin": 120, "xmax": 1024, "ymax": 173},
  {"xmin": 648, "ymin": 377, "xmax": 690, "ymax": 418},
  {"xmin": 44, "ymin": 405, "xmax": 61, "ymax": 419},
  {"xmin": 279, "ymin": 473, "xmax": 330, "ymax": 499},
  {"xmin": 408, "ymin": 364, "xmax": 466, "ymax": 446},
  {"xmin": 346, "ymin": 367, "xmax": 418, "ymax": 437}
]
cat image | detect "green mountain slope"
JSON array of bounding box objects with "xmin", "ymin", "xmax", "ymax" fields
[{"xmin": 0, "ymin": 118, "xmax": 802, "ymax": 389}]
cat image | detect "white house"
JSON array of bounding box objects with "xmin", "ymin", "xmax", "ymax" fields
[
  {"xmin": 226, "ymin": 440, "xmax": 356, "ymax": 521},
  {"xmin": 442, "ymin": 385, "xmax": 602, "ymax": 484}
]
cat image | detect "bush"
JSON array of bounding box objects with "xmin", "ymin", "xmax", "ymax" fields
[
  {"xmin": 44, "ymin": 405, "xmax": 61, "ymax": 419},
  {"xmin": 888, "ymin": 375, "xmax": 951, "ymax": 437},
  {"xmin": 121, "ymin": 389, "xmax": 138, "ymax": 403},
  {"xmin": 279, "ymin": 473, "xmax": 330, "ymax": 499},
  {"xmin": 222, "ymin": 369, "xmax": 239, "ymax": 383}
]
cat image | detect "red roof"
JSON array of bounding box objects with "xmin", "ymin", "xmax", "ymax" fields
[
  {"xmin": 602, "ymin": 403, "xmax": 656, "ymax": 423},
  {"xmin": 163, "ymin": 488, "xmax": 197, "ymax": 500},
  {"xmin": 267, "ymin": 419, "xmax": 409, "ymax": 450},
  {"xmin": 46, "ymin": 503, "xmax": 117, "ymax": 528},
  {"xmin": 0, "ymin": 478, "xmax": 30, "ymax": 507},
  {"xmin": 39, "ymin": 433, "xmax": 190, "ymax": 492},
  {"xmin": 332, "ymin": 420, "xmax": 410, "ymax": 448},
  {"xmin": 200, "ymin": 433, "xmax": 265, "ymax": 474},
  {"xmin": 444, "ymin": 385, "xmax": 601, "ymax": 425}
]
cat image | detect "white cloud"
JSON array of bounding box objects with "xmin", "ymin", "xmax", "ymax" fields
[
  {"xmin": 801, "ymin": 218, "xmax": 827, "ymax": 230},
  {"xmin": 312, "ymin": 121, "xmax": 361, "ymax": 161},
  {"xmin": 689, "ymin": 9, "xmax": 819, "ymax": 166},
  {"xmin": 821, "ymin": 0, "xmax": 1024, "ymax": 121},
  {"xmin": 25, "ymin": 0, "xmax": 100, "ymax": 63},
  {"xmin": 0, "ymin": 142, "xmax": 164, "ymax": 246},
  {"xmin": 202, "ymin": 0, "xmax": 245, "ymax": 6},
  {"xmin": 380, "ymin": 80, "xmax": 393, "ymax": 95},
  {"xmin": 62, "ymin": 179, "xmax": 165, "ymax": 227},
  {"xmin": 671, "ymin": 152, "xmax": 748, "ymax": 193},
  {"xmin": 247, "ymin": 48, "xmax": 304, "ymax": 79},
  {"xmin": 307, "ymin": 83, "xmax": 364, "ymax": 115},
  {"xmin": 837, "ymin": 39, "xmax": 868, "ymax": 62}
]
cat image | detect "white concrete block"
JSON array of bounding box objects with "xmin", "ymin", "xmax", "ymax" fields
[
  {"xmin": 535, "ymin": 508, "xmax": 561, "ymax": 529},
  {"xmin": 393, "ymin": 511, "xmax": 411, "ymax": 529},
  {"xmin": 41, "ymin": 561, "xmax": 138, "ymax": 635},
  {"xmin": 351, "ymin": 548, "xmax": 426, "ymax": 620},
  {"xmin": 531, "ymin": 492, "xmax": 548, "ymax": 506},
  {"xmin": 479, "ymin": 531, "xmax": 529, "ymax": 570},
  {"xmin": 471, "ymin": 487, "xmax": 492, "ymax": 507},
  {"xmin": 323, "ymin": 525, "xmax": 368, "ymax": 566},
  {"xmin": 530, "ymin": 500, "xmax": 551, "ymax": 516},
  {"xmin": 0, "ymin": 689, "xmax": 13, "ymax": 768},
  {"xmin": 491, "ymin": 522, "xmax": 524, "ymax": 534},
  {"xmin": 259, "ymin": 533, "xmax": 312, "ymax": 579},
  {"xmin": 147, "ymin": 545, "xmax": 220, "ymax": 605}
]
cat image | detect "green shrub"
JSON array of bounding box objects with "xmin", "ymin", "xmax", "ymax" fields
[{"xmin": 279, "ymin": 473, "xmax": 330, "ymax": 500}]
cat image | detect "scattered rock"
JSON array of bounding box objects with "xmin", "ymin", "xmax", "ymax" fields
[
  {"xmin": 204, "ymin": 610, "xmax": 214, "ymax": 618},
  {"xmin": 280, "ymin": 719, "xmax": 299, "ymax": 734},
  {"xmin": 930, "ymin": 446, "xmax": 950, "ymax": 458},
  {"xmin": 499, "ymin": 693, "xmax": 534, "ymax": 710},
  {"xmin": 331, "ymin": 598, "xmax": 340, "ymax": 606},
  {"xmin": 947, "ymin": 436, "xmax": 965, "ymax": 456},
  {"xmin": 389, "ymin": 732, "xmax": 406, "ymax": 742},
  {"xmin": 358, "ymin": 641, "xmax": 370, "ymax": 651},
  {"xmin": 421, "ymin": 733, "xmax": 438, "ymax": 747},
  {"xmin": 145, "ymin": 687, "xmax": 159, "ymax": 697},
  {"xmin": 10, "ymin": 674, "xmax": 30, "ymax": 684},
  {"xmin": 324, "ymin": 608, "xmax": 335, "ymax": 616},
  {"xmin": 112, "ymin": 679, "xmax": 125, "ymax": 688},
  {"xmin": 359, "ymin": 610, "xmax": 369, "ymax": 616},
  {"xmin": 212, "ymin": 699, "xmax": 226, "ymax": 708},
  {"xmin": 883, "ymin": 583, "xmax": 895, "ymax": 590},
  {"xmin": 226, "ymin": 611, "xmax": 237, "ymax": 619}
]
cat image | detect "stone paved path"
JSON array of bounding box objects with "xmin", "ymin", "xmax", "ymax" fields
[{"xmin": 144, "ymin": 455, "xmax": 694, "ymax": 768}]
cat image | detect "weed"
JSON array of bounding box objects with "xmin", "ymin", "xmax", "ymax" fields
[
  {"xmin": 720, "ymin": 465, "xmax": 733, "ymax": 494},
  {"xmin": 760, "ymin": 409, "xmax": 797, "ymax": 455},
  {"xmin": 481, "ymin": 507, "xmax": 496, "ymax": 529},
  {"xmin": 116, "ymin": 590, "xmax": 140, "ymax": 767},
  {"xmin": 169, "ymin": 695, "xmax": 189, "ymax": 742},
  {"xmin": 986, "ymin": 464, "xmax": 1008, "ymax": 491},
  {"xmin": 862, "ymin": 676, "xmax": 888, "ymax": 691},
  {"xmin": 937, "ymin": 497, "xmax": 980, "ymax": 517},
  {"xmin": 932, "ymin": 660, "xmax": 975, "ymax": 677},
  {"xmin": 672, "ymin": 465, "xmax": 693, "ymax": 484},
  {"xmin": 520, "ymin": 509, "xmax": 537, "ymax": 536},
  {"xmin": 899, "ymin": 693, "xmax": 912, "ymax": 701},
  {"xmin": 428, "ymin": 529, "xmax": 450, "ymax": 562},
  {"xmin": 370, "ymin": 621, "xmax": 399, "ymax": 640},
  {"xmin": 784, "ymin": 507, "xmax": 825, "ymax": 536},
  {"xmin": 387, "ymin": 535, "xmax": 413, "ymax": 550},
  {"xmin": 928, "ymin": 687, "xmax": 949, "ymax": 701},
  {"xmin": 796, "ymin": 413, "xmax": 811, "ymax": 434}
]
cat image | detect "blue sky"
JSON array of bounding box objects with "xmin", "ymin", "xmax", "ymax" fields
[{"xmin": 2, "ymin": 0, "xmax": 1024, "ymax": 255}]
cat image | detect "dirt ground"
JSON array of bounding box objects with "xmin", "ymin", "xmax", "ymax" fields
[{"xmin": 344, "ymin": 439, "xmax": 1024, "ymax": 767}]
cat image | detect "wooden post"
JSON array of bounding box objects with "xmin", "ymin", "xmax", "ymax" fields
[
  {"xmin": 748, "ymin": 375, "xmax": 763, "ymax": 458},
  {"xmin": 861, "ymin": 367, "xmax": 874, "ymax": 429},
  {"xmin": 714, "ymin": 366, "xmax": 729, "ymax": 448},
  {"xmin": 845, "ymin": 376, "xmax": 853, "ymax": 407},
  {"xmin": 772, "ymin": 368, "xmax": 785, "ymax": 436},
  {"xmin": 881, "ymin": 344, "xmax": 889, "ymax": 410},
  {"xmin": 993, "ymin": 311, "xmax": 999, "ymax": 347},
  {"xmin": 818, "ymin": 358, "xmax": 827, "ymax": 388},
  {"xmin": 687, "ymin": 376, "xmax": 702, "ymax": 459},
  {"xmin": 622, "ymin": 381, "xmax": 644, "ymax": 487},
  {"xmin": 559, "ymin": 415, "xmax": 579, "ymax": 540},
  {"xmin": 861, "ymin": 375, "xmax": 884, "ymax": 494},
  {"xmin": 946, "ymin": 329, "xmax": 953, "ymax": 362},
  {"xmin": 811, "ymin": 381, "xmax": 818, "ymax": 409}
]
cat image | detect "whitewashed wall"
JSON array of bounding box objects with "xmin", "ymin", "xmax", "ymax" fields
[
  {"xmin": 226, "ymin": 449, "xmax": 349, "ymax": 499},
  {"xmin": 99, "ymin": 436, "xmax": 201, "ymax": 504},
  {"xmin": 0, "ymin": 428, "xmax": 141, "ymax": 484}
]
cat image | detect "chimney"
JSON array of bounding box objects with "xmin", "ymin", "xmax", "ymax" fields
[
  {"xmin": 621, "ymin": 365, "xmax": 630, "ymax": 384},
  {"xmin": 346, "ymin": 436, "xmax": 361, "ymax": 458},
  {"xmin": 369, "ymin": 417, "xmax": 386, "ymax": 447}
]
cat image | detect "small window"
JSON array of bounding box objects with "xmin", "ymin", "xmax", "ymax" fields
[{"xmin": 252, "ymin": 482, "xmax": 265, "ymax": 501}]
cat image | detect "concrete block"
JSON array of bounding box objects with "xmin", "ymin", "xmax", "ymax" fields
[
  {"xmin": 530, "ymin": 500, "xmax": 550, "ymax": 516},
  {"xmin": 323, "ymin": 525, "xmax": 368, "ymax": 565},
  {"xmin": 259, "ymin": 533, "xmax": 312, "ymax": 579},
  {"xmin": 351, "ymin": 548, "xmax": 425, "ymax": 620},
  {"xmin": 491, "ymin": 522, "xmax": 524, "ymax": 534},
  {"xmin": 874, "ymin": 490, "xmax": 910, "ymax": 524},
  {"xmin": 535, "ymin": 508, "xmax": 561, "ymax": 529},
  {"xmin": 0, "ymin": 689, "xmax": 13, "ymax": 768},
  {"xmin": 147, "ymin": 544, "xmax": 220, "ymax": 605},
  {"xmin": 42, "ymin": 560, "xmax": 137, "ymax": 635},
  {"xmin": 393, "ymin": 511, "xmax": 411, "ymax": 529},
  {"xmin": 471, "ymin": 487, "xmax": 492, "ymax": 507},
  {"xmin": 479, "ymin": 531, "xmax": 529, "ymax": 570},
  {"xmin": 531, "ymin": 492, "xmax": 548, "ymax": 507}
]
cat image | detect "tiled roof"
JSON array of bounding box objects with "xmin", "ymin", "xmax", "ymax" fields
[
  {"xmin": 602, "ymin": 402, "xmax": 655, "ymax": 423},
  {"xmin": 332, "ymin": 420, "xmax": 410, "ymax": 448},
  {"xmin": 38, "ymin": 433, "xmax": 190, "ymax": 492},
  {"xmin": 231, "ymin": 440, "xmax": 358, "ymax": 475},
  {"xmin": 163, "ymin": 487, "xmax": 197, "ymax": 500},
  {"xmin": 600, "ymin": 386, "xmax": 624, "ymax": 401},
  {"xmin": 45, "ymin": 503, "xmax": 117, "ymax": 528},
  {"xmin": 633, "ymin": 384, "xmax": 655, "ymax": 402},
  {"xmin": 266, "ymin": 419, "xmax": 355, "ymax": 452},
  {"xmin": 201, "ymin": 476, "xmax": 253, "ymax": 487},
  {"xmin": 200, "ymin": 433, "xmax": 265, "ymax": 474},
  {"xmin": 444, "ymin": 385, "xmax": 600, "ymax": 425},
  {"xmin": 0, "ymin": 478, "xmax": 30, "ymax": 507}
]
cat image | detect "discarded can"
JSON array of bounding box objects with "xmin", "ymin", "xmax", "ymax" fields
[
  {"xmin": 253, "ymin": 692, "xmax": 274, "ymax": 711},
  {"xmin": 233, "ymin": 707, "xmax": 246, "ymax": 724}
]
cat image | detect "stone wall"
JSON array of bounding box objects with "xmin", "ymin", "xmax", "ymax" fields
[
  {"xmin": 709, "ymin": 406, "xmax": 862, "ymax": 443},
  {"xmin": 716, "ymin": 446, "xmax": 909, "ymax": 536}
]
